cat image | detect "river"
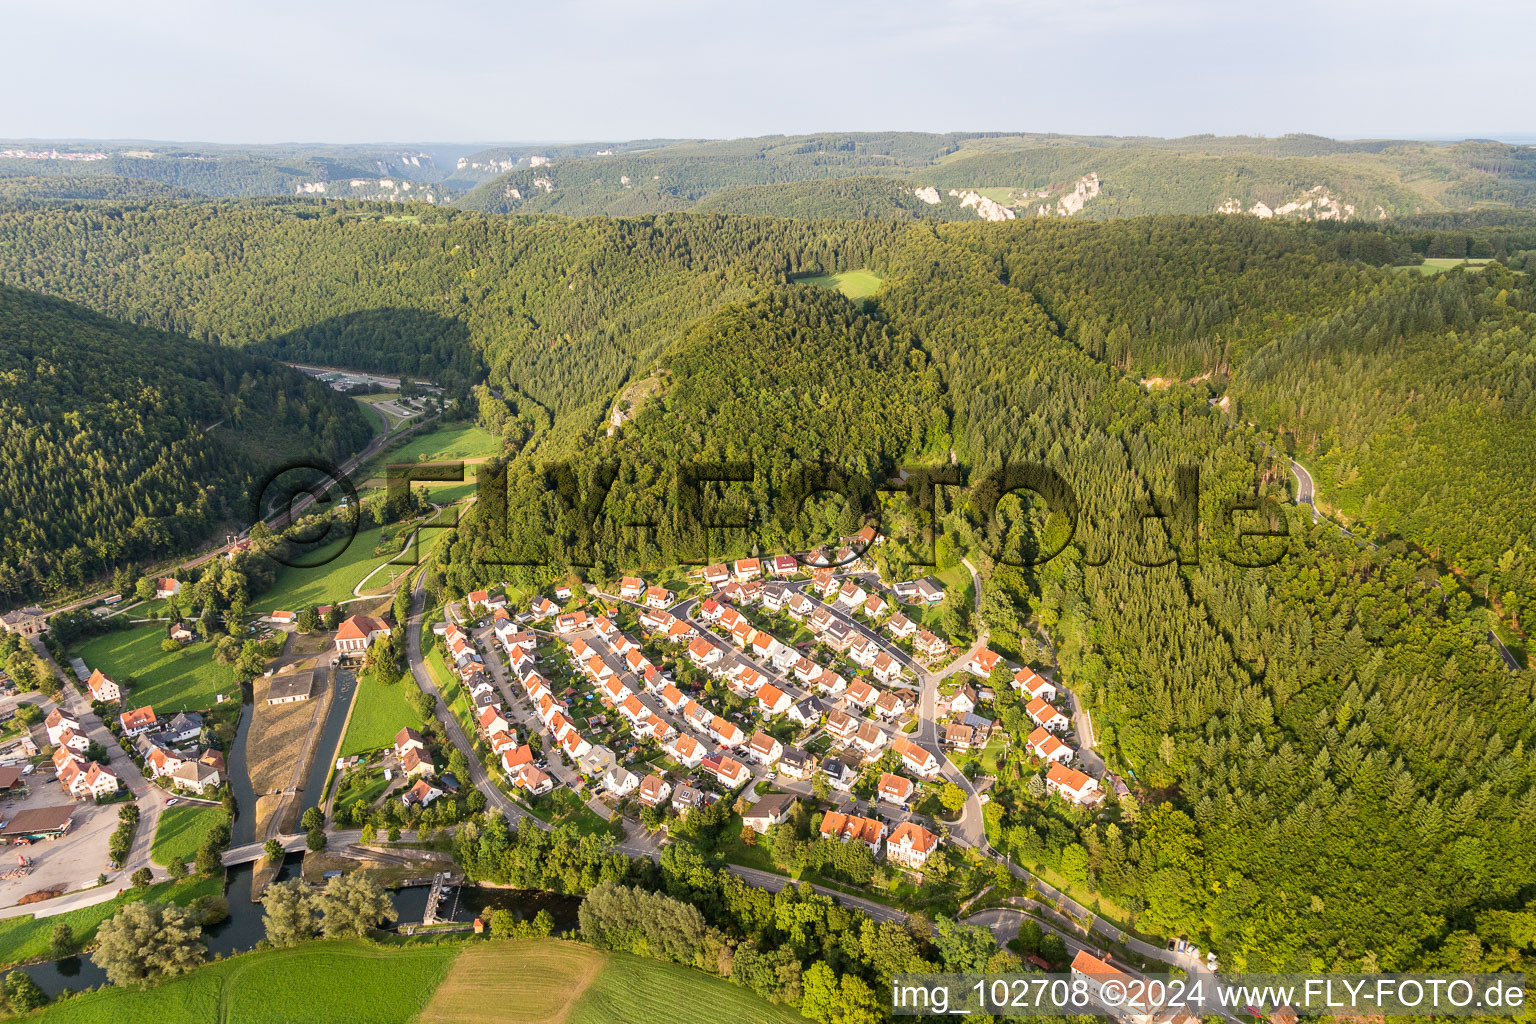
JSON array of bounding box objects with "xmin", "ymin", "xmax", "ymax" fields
[{"xmin": 16, "ymin": 857, "xmax": 579, "ymax": 998}]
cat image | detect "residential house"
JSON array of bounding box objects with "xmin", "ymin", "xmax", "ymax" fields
[
  {"xmin": 852, "ymin": 721, "xmax": 887, "ymax": 755},
  {"xmin": 478, "ymin": 706, "xmax": 512, "ymax": 737},
  {"xmin": 618, "ymin": 577, "xmax": 645, "ymax": 600},
  {"xmin": 941, "ymin": 686, "xmax": 977, "ymax": 717},
  {"xmin": 893, "ymin": 736, "xmax": 941, "ymax": 779},
  {"xmin": 697, "ymin": 599, "xmax": 723, "ymax": 624},
  {"xmin": 86, "ymin": 669, "xmax": 121, "ymax": 703},
  {"xmin": 687, "ymin": 637, "xmax": 722, "ymax": 669},
  {"xmin": 770, "ymin": 554, "xmax": 798, "ymax": 577},
  {"xmin": 1046, "ymin": 763, "xmax": 1102, "ymax": 805},
  {"xmin": 703, "ymin": 753, "xmax": 750, "ymax": 790},
  {"xmin": 914, "ymin": 631, "xmax": 948, "ymax": 658},
  {"xmin": 837, "ymin": 581, "xmax": 867, "ymax": 611},
  {"xmin": 702, "ymin": 563, "xmax": 730, "ymax": 587},
  {"xmin": 500, "ymin": 744, "xmax": 534, "ymax": 775},
  {"xmin": 1027, "ymin": 726, "xmax": 1073, "ymax": 764},
  {"xmin": 603, "ymin": 766, "xmax": 639, "ymax": 798},
  {"xmin": 1012, "ymin": 667, "xmax": 1058, "ymax": 702},
  {"xmin": 849, "ymin": 638, "xmax": 881, "ymax": 669},
  {"xmin": 395, "ymin": 727, "xmax": 427, "ymax": 760},
  {"xmin": 155, "ymin": 578, "xmax": 181, "ymax": 599},
  {"xmin": 554, "ymin": 611, "xmax": 589, "ymax": 634},
  {"xmin": 863, "ymin": 594, "xmax": 888, "ymax": 619},
  {"xmin": 659, "ymin": 684, "xmax": 688, "ymax": 712},
  {"xmin": 171, "ymin": 759, "xmax": 222, "ymax": 795},
  {"xmin": 552, "ymin": 584, "xmax": 572, "ymax": 601},
  {"xmin": 672, "ymin": 783, "xmax": 710, "ymax": 815},
  {"xmin": 514, "ymin": 764, "xmax": 553, "ymax": 796},
  {"xmin": 761, "ymin": 582, "xmax": 789, "ymax": 612},
  {"xmin": 640, "ymin": 608, "xmax": 674, "ymax": 633},
  {"xmin": 887, "ymin": 821, "xmax": 940, "ymax": 869},
  {"xmin": 638, "ymin": 774, "xmax": 672, "ymax": 807},
  {"xmin": 877, "ymin": 772, "xmax": 914, "ymax": 806},
  {"xmin": 786, "ymin": 592, "xmax": 815, "ymax": 621},
  {"xmin": 733, "ymin": 557, "xmax": 762, "ymax": 581},
  {"xmin": 666, "ymin": 733, "xmax": 704, "ymax": 768},
  {"xmin": 824, "ymin": 710, "xmax": 858, "ymax": 741},
  {"xmin": 757, "ymin": 684, "xmax": 791, "ymax": 717},
  {"xmin": 944, "ymin": 723, "xmax": 976, "ymax": 750},
  {"xmin": 118, "ymin": 706, "xmax": 156, "ymax": 737},
  {"xmin": 709, "ymin": 718, "xmax": 744, "ymax": 748},
  {"xmin": 815, "ymin": 670, "xmax": 847, "ymax": 697},
  {"xmin": 845, "ymin": 679, "xmax": 878, "ymax": 710},
  {"xmin": 145, "ymin": 744, "xmax": 184, "ymax": 779},
  {"xmin": 746, "ymin": 731, "xmax": 783, "ymax": 766},
  {"xmin": 467, "ymin": 589, "xmax": 490, "ymax": 611},
  {"xmin": 1026, "ymin": 697, "xmax": 1069, "ymax": 732},
  {"xmin": 914, "ymin": 579, "xmax": 944, "ymax": 604},
  {"xmin": 793, "ymin": 657, "xmax": 823, "ymax": 686},
  {"xmin": 400, "ymin": 747, "xmax": 435, "ymax": 779},
  {"xmin": 644, "ymin": 585, "xmax": 673, "ymax": 609},
  {"xmin": 820, "ymin": 811, "xmax": 886, "ymax": 852},
  {"xmin": 44, "ymin": 709, "xmax": 81, "ymax": 747},
  {"xmin": 742, "ymin": 793, "xmax": 796, "ymax": 833},
  {"xmin": 777, "ymin": 745, "xmax": 815, "ymax": 780},
  {"xmin": 820, "ymin": 755, "xmax": 858, "ymax": 792},
  {"xmin": 402, "ymin": 779, "xmax": 444, "ymax": 808},
  {"xmin": 163, "ymin": 711, "xmax": 203, "ymax": 745},
  {"xmin": 529, "ymin": 596, "xmax": 559, "ymax": 619},
  {"xmin": 966, "ymin": 648, "xmax": 1002, "ymax": 679},
  {"xmin": 886, "ymin": 613, "xmax": 917, "ymax": 639},
  {"xmin": 873, "ymin": 690, "xmax": 907, "ymax": 720},
  {"xmin": 786, "ymin": 697, "xmax": 823, "ymax": 727},
  {"xmin": 60, "ymin": 759, "xmax": 119, "ymax": 799},
  {"xmin": 168, "ymin": 622, "xmax": 194, "ymax": 643}
]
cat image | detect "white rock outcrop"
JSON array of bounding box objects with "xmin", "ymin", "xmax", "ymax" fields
[
  {"xmin": 911, "ymin": 186, "xmax": 941, "ymax": 205},
  {"xmin": 948, "ymin": 189, "xmax": 1016, "ymax": 222}
]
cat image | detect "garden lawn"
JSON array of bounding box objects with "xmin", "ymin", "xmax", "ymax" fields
[
  {"xmin": 0, "ymin": 876, "xmax": 220, "ymax": 970},
  {"xmin": 151, "ymin": 806, "xmax": 228, "ymax": 868},
  {"xmin": 339, "ymin": 671, "xmax": 424, "ymax": 757},
  {"xmin": 31, "ymin": 939, "xmax": 459, "ymax": 1024},
  {"xmin": 72, "ymin": 627, "xmax": 239, "ymax": 712}
]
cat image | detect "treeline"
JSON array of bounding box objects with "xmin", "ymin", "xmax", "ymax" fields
[
  {"xmin": 456, "ymin": 815, "xmax": 1015, "ymax": 1021},
  {"xmin": 0, "ymin": 284, "xmax": 372, "ymax": 602}
]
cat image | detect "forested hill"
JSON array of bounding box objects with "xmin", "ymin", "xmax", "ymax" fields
[
  {"xmin": 1, "ymin": 197, "xmax": 1534, "ymax": 969},
  {"xmin": 0, "ymin": 284, "xmax": 373, "ymax": 601},
  {"xmin": 456, "ymin": 132, "xmax": 1536, "ymax": 222},
  {"xmin": 434, "ymin": 227, "xmax": 1536, "ymax": 973}
]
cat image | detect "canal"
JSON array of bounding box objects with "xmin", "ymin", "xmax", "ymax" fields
[{"xmin": 18, "ymin": 857, "xmax": 579, "ymax": 997}]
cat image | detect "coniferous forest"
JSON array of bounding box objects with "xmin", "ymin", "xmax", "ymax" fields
[{"xmin": 0, "ymin": 196, "xmax": 1533, "ymax": 972}]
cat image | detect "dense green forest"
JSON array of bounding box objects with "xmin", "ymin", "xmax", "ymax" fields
[
  {"xmin": 0, "ymin": 284, "xmax": 372, "ymax": 601},
  {"xmin": 0, "ymin": 197, "xmax": 1534, "ymax": 971}
]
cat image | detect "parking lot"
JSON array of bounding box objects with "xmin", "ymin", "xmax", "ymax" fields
[{"xmin": 0, "ymin": 782, "xmax": 119, "ymax": 909}]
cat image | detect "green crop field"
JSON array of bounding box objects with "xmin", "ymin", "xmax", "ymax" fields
[
  {"xmin": 73, "ymin": 627, "xmax": 240, "ymax": 712},
  {"xmin": 568, "ymin": 950, "xmax": 807, "ymax": 1024},
  {"xmin": 0, "ymin": 876, "xmax": 220, "ymax": 970},
  {"xmin": 28, "ymin": 936, "xmax": 804, "ymax": 1024},
  {"xmin": 151, "ymin": 806, "xmax": 228, "ymax": 868},
  {"xmin": 339, "ymin": 670, "xmax": 424, "ymax": 756},
  {"xmin": 798, "ymin": 269, "xmax": 884, "ymax": 299},
  {"xmin": 32, "ymin": 940, "xmax": 459, "ymax": 1024}
]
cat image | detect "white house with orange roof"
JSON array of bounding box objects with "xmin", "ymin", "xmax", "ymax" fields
[
  {"xmin": 618, "ymin": 576, "xmax": 645, "ymax": 600},
  {"xmin": 1027, "ymin": 726, "xmax": 1073, "ymax": 764},
  {"xmin": 733, "ymin": 557, "xmax": 762, "ymax": 581},
  {"xmin": 86, "ymin": 669, "xmax": 121, "ymax": 703},
  {"xmin": 886, "ymin": 821, "xmax": 939, "ymax": 869},
  {"xmin": 687, "ymin": 637, "xmax": 722, "ymax": 669},
  {"xmin": 877, "ymin": 771, "xmax": 914, "ymax": 806},
  {"xmin": 1027, "ymin": 696, "xmax": 1069, "ymax": 732},
  {"xmin": 966, "ymin": 647, "xmax": 1002, "ymax": 678},
  {"xmin": 666, "ymin": 733, "xmax": 704, "ymax": 768},
  {"xmin": 643, "ymin": 585, "xmax": 673, "ymax": 609},
  {"xmin": 336, "ymin": 615, "xmax": 389, "ymax": 654},
  {"xmin": 746, "ymin": 730, "xmax": 783, "ymax": 765}
]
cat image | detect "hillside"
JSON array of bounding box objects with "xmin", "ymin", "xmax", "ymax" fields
[
  {"xmin": 456, "ymin": 132, "xmax": 1536, "ymax": 222},
  {"xmin": 1, "ymin": 198, "xmax": 1534, "ymax": 971},
  {"xmin": 0, "ymin": 284, "xmax": 373, "ymax": 602}
]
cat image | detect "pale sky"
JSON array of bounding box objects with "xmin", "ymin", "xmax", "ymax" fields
[{"xmin": 6, "ymin": 0, "xmax": 1533, "ymax": 144}]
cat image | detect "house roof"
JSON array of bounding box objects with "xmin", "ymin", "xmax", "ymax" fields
[
  {"xmin": 744, "ymin": 793, "xmax": 796, "ymax": 820},
  {"xmin": 337, "ymin": 615, "xmax": 388, "ymax": 641},
  {"xmin": 879, "ymin": 772, "xmax": 913, "ymax": 798},
  {"xmin": 889, "ymin": 820, "xmax": 938, "ymax": 854},
  {"xmin": 119, "ymin": 706, "xmax": 156, "ymax": 730}
]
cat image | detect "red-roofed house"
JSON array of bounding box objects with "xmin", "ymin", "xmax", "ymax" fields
[
  {"xmin": 746, "ymin": 731, "xmax": 783, "ymax": 765},
  {"xmin": 886, "ymin": 821, "xmax": 939, "ymax": 869},
  {"xmin": 638, "ymin": 774, "xmax": 672, "ymax": 807},
  {"xmin": 733, "ymin": 557, "xmax": 762, "ymax": 581},
  {"xmin": 756, "ymin": 684, "xmax": 791, "ymax": 717},
  {"xmin": 687, "ymin": 637, "xmax": 722, "ymax": 669},
  {"xmin": 336, "ymin": 615, "xmax": 389, "ymax": 654},
  {"xmin": 1047, "ymin": 763, "xmax": 1102, "ymax": 805},
  {"xmin": 966, "ymin": 648, "xmax": 1002, "ymax": 678},
  {"xmin": 770, "ymin": 554, "xmax": 798, "ymax": 577},
  {"xmin": 1027, "ymin": 726, "xmax": 1073, "ymax": 764},
  {"xmin": 1027, "ymin": 697, "xmax": 1069, "ymax": 732},
  {"xmin": 86, "ymin": 669, "xmax": 121, "ymax": 703},
  {"xmin": 618, "ymin": 577, "xmax": 645, "ymax": 600},
  {"xmin": 877, "ymin": 772, "xmax": 914, "ymax": 806},
  {"xmin": 118, "ymin": 706, "xmax": 156, "ymax": 737}
]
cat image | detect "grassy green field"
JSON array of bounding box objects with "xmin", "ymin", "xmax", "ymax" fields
[
  {"xmin": 377, "ymin": 422, "xmax": 499, "ymax": 466},
  {"xmin": 1398, "ymin": 257, "xmax": 1495, "ymax": 275},
  {"xmin": 798, "ymin": 269, "xmax": 884, "ymax": 299},
  {"xmin": 34, "ymin": 940, "xmax": 458, "ymax": 1024},
  {"xmin": 151, "ymin": 806, "xmax": 228, "ymax": 868},
  {"xmin": 339, "ymin": 671, "xmax": 424, "ymax": 757},
  {"xmin": 261, "ymin": 517, "xmax": 447, "ymax": 611},
  {"xmin": 0, "ymin": 876, "xmax": 220, "ymax": 970},
  {"xmin": 73, "ymin": 628, "xmax": 240, "ymax": 712},
  {"xmin": 31, "ymin": 936, "xmax": 805, "ymax": 1024}
]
